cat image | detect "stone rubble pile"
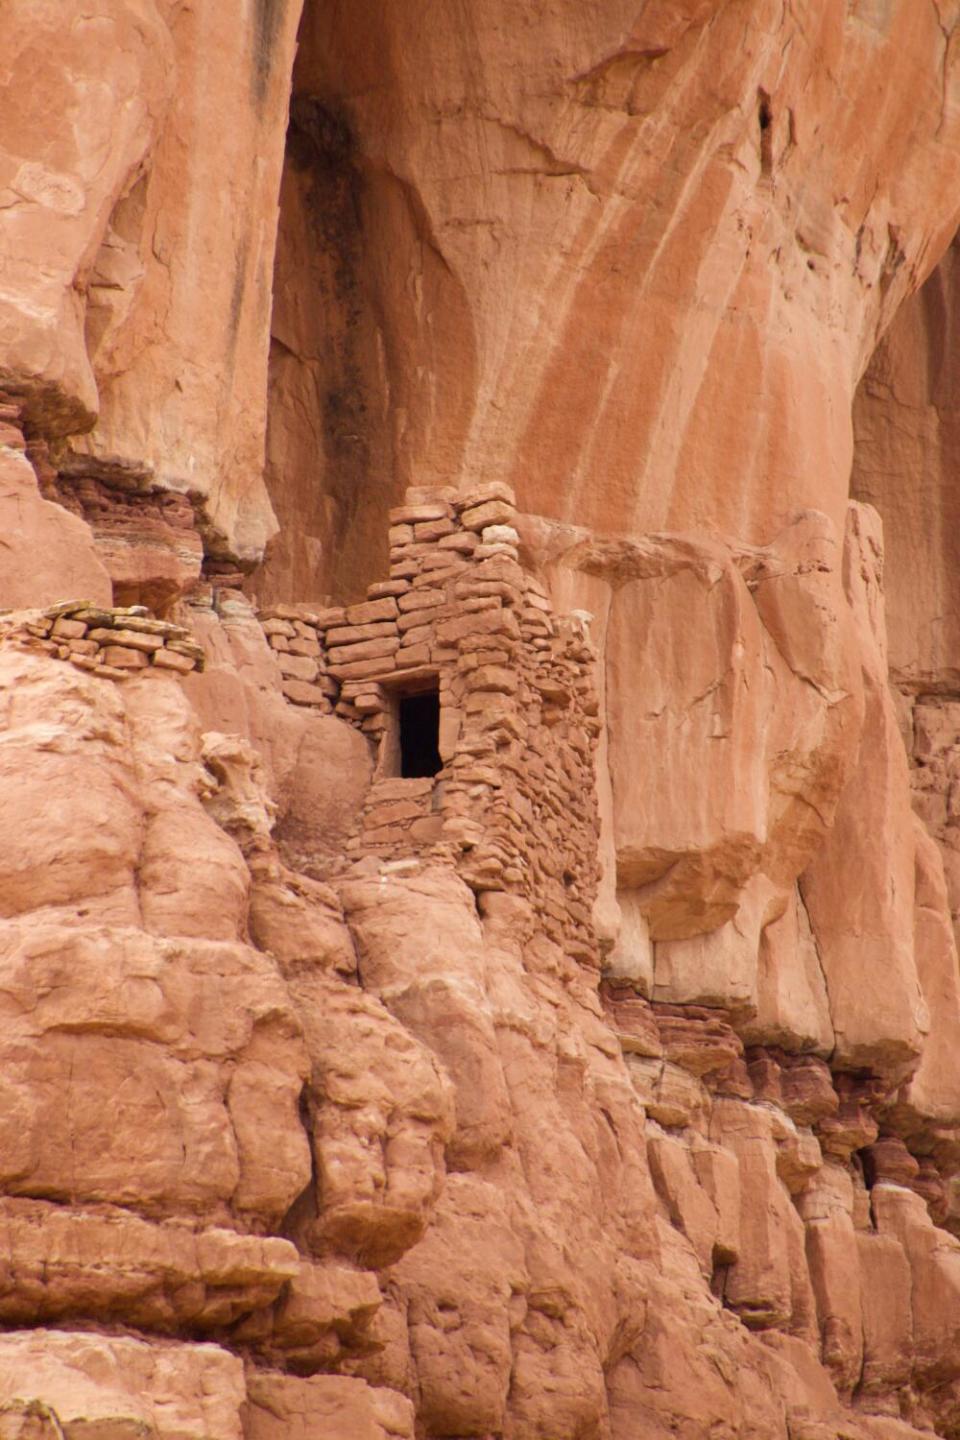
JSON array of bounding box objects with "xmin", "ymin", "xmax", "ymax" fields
[{"xmin": 0, "ymin": 600, "xmax": 205, "ymax": 678}]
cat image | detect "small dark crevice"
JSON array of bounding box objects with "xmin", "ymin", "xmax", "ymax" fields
[
  {"xmin": 857, "ymin": 1142, "xmax": 882, "ymax": 1191},
  {"xmin": 226, "ymin": 230, "xmax": 251, "ymax": 363},
  {"xmin": 711, "ymin": 1258, "xmax": 732, "ymax": 1303},
  {"xmin": 758, "ymin": 89, "xmax": 773, "ymax": 178},
  {"xmin": 287, "ymin": 96, "xmax": 357, "ymax": 184},
  {"xmin": 279, "ymin": 1082, "xmax": 319, "ymax": 1240}
]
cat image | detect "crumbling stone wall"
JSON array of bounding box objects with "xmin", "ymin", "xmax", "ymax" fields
[{"xmin": 0, "ymin": 601, "xmax": 205, "ymax": 677}]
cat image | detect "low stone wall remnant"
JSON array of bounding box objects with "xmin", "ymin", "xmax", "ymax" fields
[{"xmin": 0, "ymin": 601, "xmax": 205, "ymax": 678}]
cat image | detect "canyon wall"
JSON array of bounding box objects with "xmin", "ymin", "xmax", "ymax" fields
[{"xmin": 5, "ymin": 2, "xmax": 960, "ymax": 1437}]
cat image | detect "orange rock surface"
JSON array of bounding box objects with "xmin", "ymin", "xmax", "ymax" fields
[{"xmin": 4, "ymin": 3, "xmax": 960, "ymax": 1437}]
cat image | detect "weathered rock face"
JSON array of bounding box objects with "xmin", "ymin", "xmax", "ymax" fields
[
  {"xmin": 257, "ymin": 0, "xmax": 960, "ymax": 604},
  {"xmin": 6, "ymin": 2, "xmax": 960, "ymax": 1438},
  {"xmin": 853, "ymin": 232, "xmax": 960, "ymax": 693}
]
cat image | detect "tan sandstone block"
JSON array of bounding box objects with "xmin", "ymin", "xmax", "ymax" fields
[
  {"xmin": 398, "ymin": 587, "xmax": 446, "ymax": 612},
  {"xmin": 277, "ymin": 652, "xmax": 319, "ymax": 681},
  {"xmin": 51, "ymin": 617, "xmax": 87, "ymax": 639},
  {"xmin": 389, "ymin": 501, "xmax": 452, "ymax": 524},
  {"xmin": 101, "ymin": 645, "xmax": 150, "ymax": 668},
  {"xmin": 326, "ymin": 621, "xmax": 397, "ymax": 646},
  {"xmin": 327, "ymin": 636, "xmax": 400, "ymax": 665},
  {"xmin": 151, "ymin": 648, "xmax": 196, "ymax": 673},
  {"xmin": 437, "ymin": 608, "xmax": 520, "ymax": 646},
  {"xmin": 414, "ymin": 518, "xmax": 456, "ymax": 541},
  {"xmin": 287, "ymin": 635, "xmax": 321, "ymax": 658},
  {"xmin": 282, "ymin": 679, "xmax": 335, "ymax": 706},
  {"xmin": 329, "ymin": 657, "xmax": 397, "ymax": 680},
  {"xmin": 460, "ymin": 499, "xmax": 516, "ymax": 531},
  {"xmin": 88, "ymin": 627, "xmax": 164, "ymax": 652},
  {"xmin": 345, "ymin": 598, "xmax": 399, "ymax": 625}
]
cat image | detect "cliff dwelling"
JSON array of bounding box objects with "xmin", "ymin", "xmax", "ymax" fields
[{"xmin": 6, "ymin": 3, "xmax": 960, "ymax": 1439}]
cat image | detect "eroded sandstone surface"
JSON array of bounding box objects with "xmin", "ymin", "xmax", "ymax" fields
[{"xmin": 5, "ymin": 2, "xmax": 960, "ymax": 1437}]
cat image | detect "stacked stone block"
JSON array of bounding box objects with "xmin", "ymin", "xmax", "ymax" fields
[
  {"xmin": 0, "ymin": 601, "xmax": 205, "ymax": 678},
  {"xmin": 257, "ymin": 605, "xmax": 340, "ymax": 711},
  {"xmin": 259, "ymin": 482, "xmax": 602, "ymax": 964}
]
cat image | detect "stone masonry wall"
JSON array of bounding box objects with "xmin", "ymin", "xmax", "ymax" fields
[{"xmin": 258, "ymin": 482, "xmax": 601, "ymax": 964}]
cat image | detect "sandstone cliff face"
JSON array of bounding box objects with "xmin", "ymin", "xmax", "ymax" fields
[{"xmin": 5, "ymin": 3, "xmax": 960, "ymax": 1438}]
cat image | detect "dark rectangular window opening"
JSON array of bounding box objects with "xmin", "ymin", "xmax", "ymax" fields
[{"xmin": 399, "ymin": 688, "xmax": 441, "ymax": 778}]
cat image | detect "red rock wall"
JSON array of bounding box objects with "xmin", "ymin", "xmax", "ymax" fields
[{"xmin": 4, "ymin": 3, "xmax": 960, "ymax": 1438}]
